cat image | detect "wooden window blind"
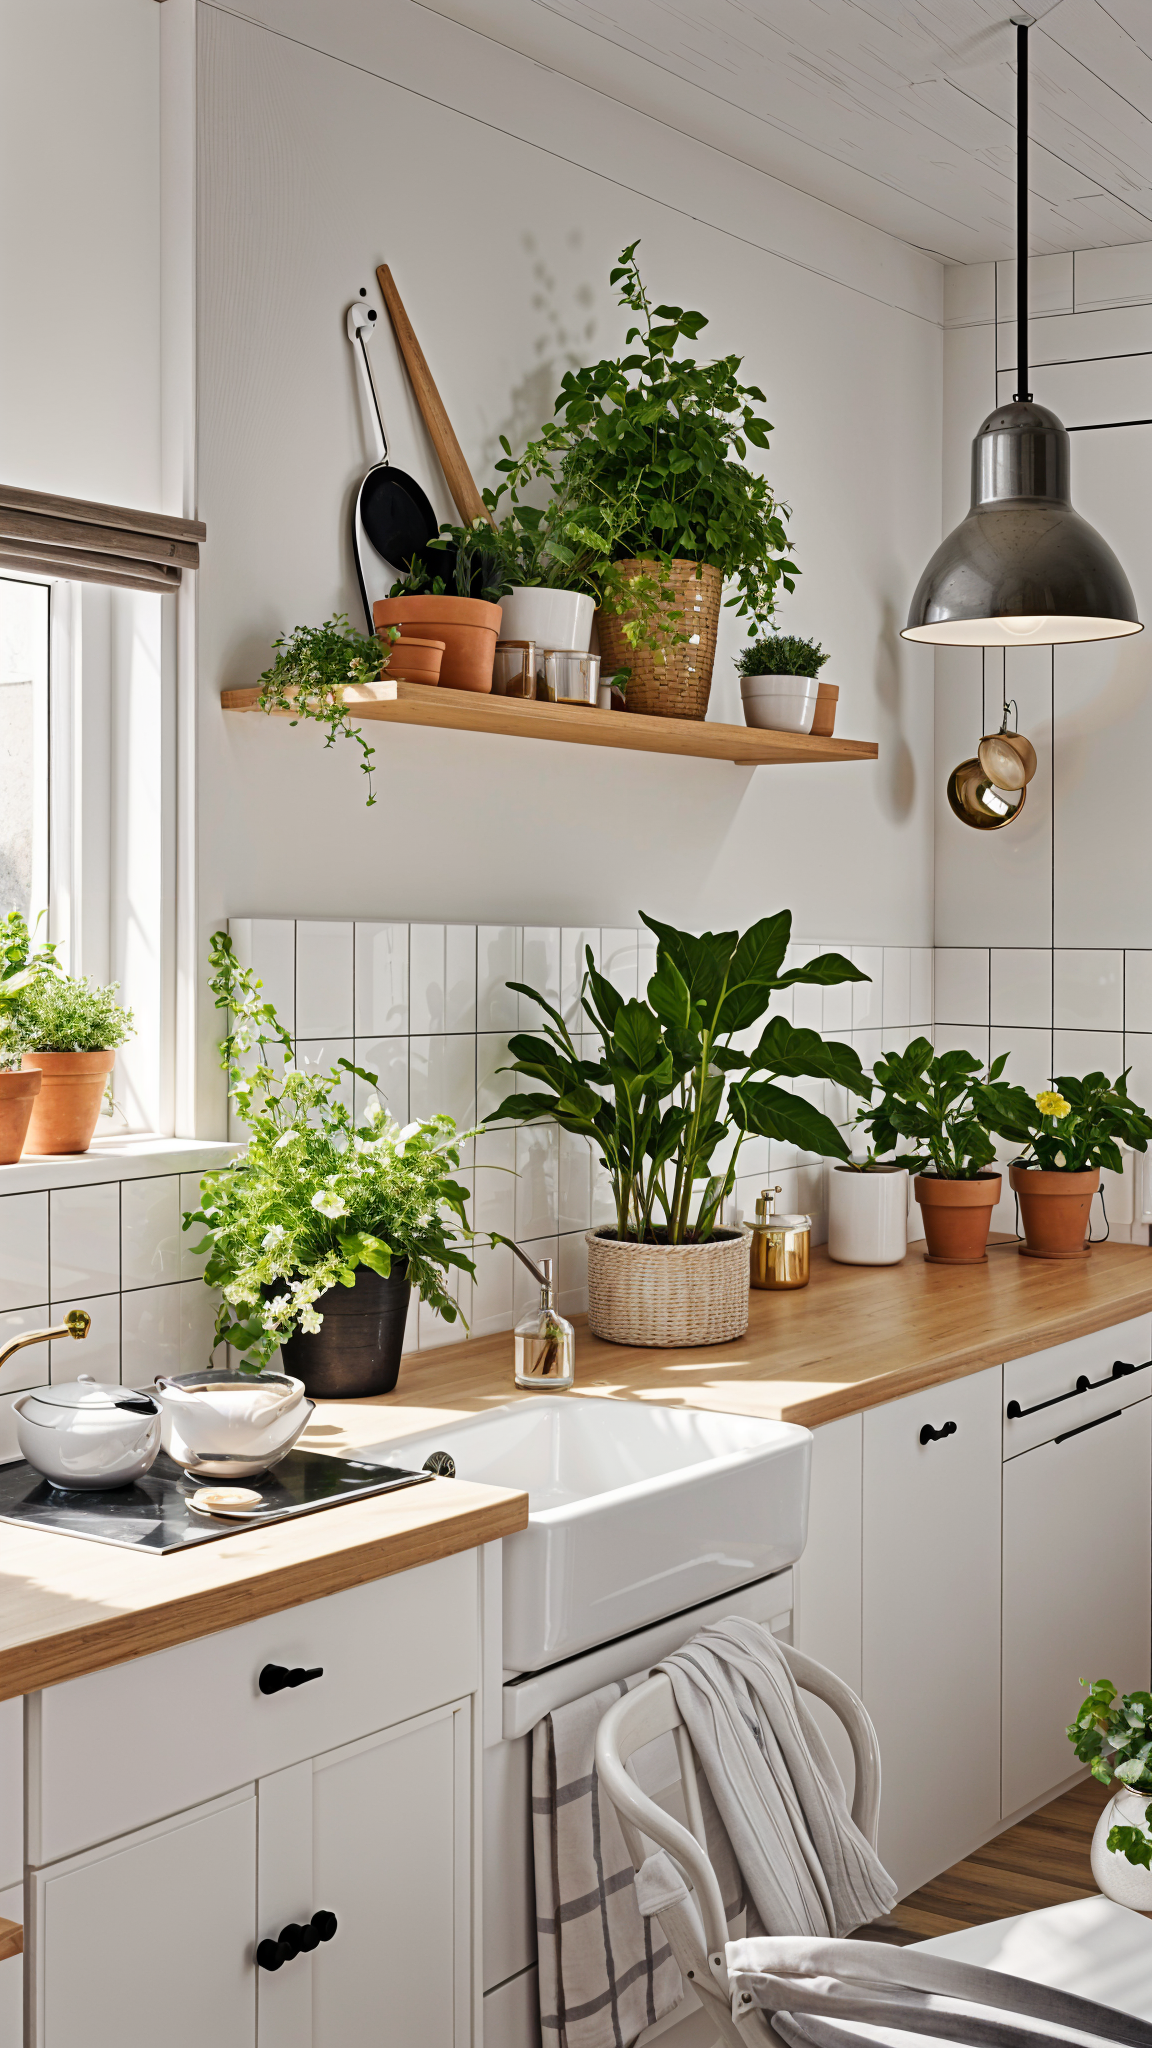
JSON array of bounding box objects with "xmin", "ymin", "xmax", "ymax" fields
[{"xmin": 0, "ymin": 485, "xmax": 204, "ymax": 595}]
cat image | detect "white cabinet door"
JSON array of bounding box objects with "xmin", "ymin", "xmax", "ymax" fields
[
  {"xmin": 793, "ymin": 1415, "xmax": 863, "ymax": 1800},
  {"xmin": 311, "ymin": 1701, "xmax": 471, "ymax": 2048},
  {"xmin": 1003, "ymin": 1396, "xmax": 1152, "ymax": 1817},
  {"xmin": 862, "ymin": 1365, "xmax": 1002, "ymax": 1895},
  {"xmin": 31, "ymin": 1786, "xmax": 256, "ymax": 2048}
]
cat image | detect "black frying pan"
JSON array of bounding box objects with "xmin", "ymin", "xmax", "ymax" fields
[{"xmin": 346, "ymin": 301, "xmax": 438, "ymax": 628}]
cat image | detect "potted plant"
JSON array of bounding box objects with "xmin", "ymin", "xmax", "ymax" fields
[
  {"xmin": 826, "ymin": 1136, "xmax": 908, "ymax": 1269},
  {"xmin": 979, "ymin": 1072, "xmax": 1152, "ymax": 1259},
  {"xmin": 864, "ymin": 1037, "xmax": 1005, "ymax": 1263},
  {"xmin": 1067, "ymin": 1679, "xmax": 1152, "ymax": 1908},
  {"xmin": 257, "ymin": 613, "xmax": 397, "ymax": 808},
  {"xmin": 490, "ymin": 243, "xmax": 797, "ymax": 720},
  {"xmin": 484, "ymin": 500, "xmax": 596, "ymax": 656},
  {"xmin": 5, "ymin": 932, "xmax": 134, "ymax": 1156},
  {"xmin": 185, "ymin": 934, "xmax": 475, "ymax": 1396},
  {"xmin": 0, "ymin": 911, "xmax": 48, "ymax": 1162},
  {"xmin": 737, "ymin": 633, "xmax": 828, "ymax": 735},
  {"xmin": 487, "ymin": 909, "xmax": 869, "ymax": 1347},
  {"xmin": 372, "ymin": 518, "xmax": 509, "ymax": 693}
]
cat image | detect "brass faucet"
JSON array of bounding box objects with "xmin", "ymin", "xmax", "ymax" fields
[{"xmin": 0, "ymin": 1308, "xmax": 90, "ymax": 1376}]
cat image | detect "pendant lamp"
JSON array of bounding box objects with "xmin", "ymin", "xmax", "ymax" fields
[{"xmin": 903, "ymin": 16, "xmax": 1140, "ymax": 649}]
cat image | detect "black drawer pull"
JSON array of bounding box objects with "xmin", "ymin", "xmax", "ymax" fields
[
  {"xmin": 1055, "ymin": 1409, "xmax": 1122, "ymax": 1446},
  {"xmin": 1007, "ymin": 1358, "xmax": 1152, "ymax": 1422},
  {"xmin": 256, "ymin": 1911, "xmax": 338, "ymax": 1970},
  {"xmin": 259, "ymin": 1662, "xmax": 324, "ymax": 1696},
  {"xmin": 919, "ymin": 1420, "xmax": 957, "ymax": 1446}
]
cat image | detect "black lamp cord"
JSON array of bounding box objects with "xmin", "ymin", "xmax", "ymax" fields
[{"xmin": 1011, "ymin": 15, "xmax": 1034, "ymax": 403}]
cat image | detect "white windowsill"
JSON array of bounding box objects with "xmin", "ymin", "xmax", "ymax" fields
[{"xmin": 0, "ymin": 1134, "xmax": 237, "ymax": 1195}]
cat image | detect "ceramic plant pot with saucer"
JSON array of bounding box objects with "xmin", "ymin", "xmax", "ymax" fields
[{"xmin": 914, "ymin": 1172, "xmax": 1001, "ymax": 1263}]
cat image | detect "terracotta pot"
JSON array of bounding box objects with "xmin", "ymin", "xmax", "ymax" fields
[
  {"xmin": 595, "ymin": 560, "xmax": 722, "ymax": 721},
  {"xmin": 1010, "ymin": 1162, "xmax": 1099, "ymax": 1258},
  {"xmin": 0, "ymin": 1067, "xmax": 42, "ymax": 1164},
  {"xmin": 373, "ymin": 596, "xmax": 501, "ymax": 693},
  {"xmin": 914, "ymin": 1172, "xmax": 1001, "ymax": 1263},
  {"xmin": 384, "ymin": 636, "xmax": 444, "ymax": 686},
  {"xmin": 21, "ymin": 1049, "xmax": 116, "ymax": 1155}
]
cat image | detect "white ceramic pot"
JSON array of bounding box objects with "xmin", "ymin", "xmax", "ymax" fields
[
  {"xmin": 827, "ymin": 1165, "xmax": 909, "ymax": 1266},
  {"xmin": 154, "ymin": 1368, "xmax": 313, "ymax": 1477},
  {"xmin": 1090, "ymin": 1785, "xmax": 1152, "ymax": 1910},
  {"xmin": 498, "ymin": 587, "xmax": 594, "ymax": 654},
  {"xmin": 739, "ymin": 674, "xmax": 819, "ymax": 734},
  {"xmin": 14, "ymin": 1374, "xmax": 161, "ymax": 1489}
]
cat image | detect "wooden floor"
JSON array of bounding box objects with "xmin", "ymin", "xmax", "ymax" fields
[{"xmin": 854, "ymin": 1777, "xmax": 1114, "ymax": 1945}]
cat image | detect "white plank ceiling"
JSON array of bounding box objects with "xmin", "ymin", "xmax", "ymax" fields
[{"xmin": 422, "ymin": 0, "xmax": 1152, "ymax": 262}]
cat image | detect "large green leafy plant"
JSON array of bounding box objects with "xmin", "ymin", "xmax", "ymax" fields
[
  {"xmin": 256, "ymin": 614, "xmax": 397, "ymax": 808},
  {"xmin": 978, "ymin": 1072, "xmax": 1152, "ymax": 1173},
  {"xmin": 1068, "ymin": 1680, "xmax": 1152, "ymax": 1869},
  {"xmin": 184, "ymin": 934, "xmax": 475, "ymax": 1369},
  {"xmin": 859, "ymin": 1038, "xmax": 1005, "ymax": 1179},
  {"xmin": 487, "ymin": 911, "xmax": 869, "ymax": 1245},
  {"xmin": 487, "ymin": 244, "xmax": 797, "ymax": 660}
]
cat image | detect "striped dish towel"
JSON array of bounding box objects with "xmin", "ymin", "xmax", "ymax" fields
[{"xmin": 532, "ymin": 1675, "xmax": 684, "ymax": 2048}]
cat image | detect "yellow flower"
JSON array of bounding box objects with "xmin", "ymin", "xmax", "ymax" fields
[{"xmin": 1035, "ymin": 1090, "xmax": 1071, "ymax": 1119}]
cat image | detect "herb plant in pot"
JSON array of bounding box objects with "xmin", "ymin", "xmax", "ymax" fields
[
  {"xmin": 257, "ymin": 614, "xmax": 398, "ymax": 809},
  {"xmin": 0, "ymin": 911, "xmax": 48, "ymax": 1163},
  {"xmin": 1067, "ymin": 1679, "xmax": 1152, "ymax": 1909},
  {"xmin": 373, "ymin": 518, "xmax": 509, "ymax": 693},
  {"xmin": 185, "ymin": 935, "xmax": 475, "ymax": 1398},
  {"xmin": 737, "ymin": 634, "xmax": 829, "ymax": 736},
  {"xmin": 8, "ymin": 936, "xmax": 134, "ymax": 1156},
  {"xmin": 865, "ymin": 1038, "xmax": 1005, "ymax": 1263},
  {"xmin": 980, "ymin": 1072, "xmax": 1152, "ymax": 1258},
  {"xmin": 487, "ymin": 910, "xmax": 869, "ymax": 1347}
]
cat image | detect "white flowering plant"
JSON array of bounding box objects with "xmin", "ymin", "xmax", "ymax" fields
[{"xmin": 184, "ymin": 933, "xmax": 475, "ymax": 1370}]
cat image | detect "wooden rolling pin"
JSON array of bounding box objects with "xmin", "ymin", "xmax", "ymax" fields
[{"xmin": 376, "ymin": 265, "xmax": 494, "ymax": 530}]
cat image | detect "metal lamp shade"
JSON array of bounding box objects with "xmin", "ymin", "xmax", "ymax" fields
[{"xmin": 904, "ymin": 401, "xmax": 1141, "ymax": 647}]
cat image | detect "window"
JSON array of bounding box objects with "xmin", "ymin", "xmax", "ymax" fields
[{"xmin": 0, "ymin": 575, "xmax": 49, "ymax": 923}]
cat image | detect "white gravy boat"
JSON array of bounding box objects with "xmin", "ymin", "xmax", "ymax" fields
[{"xmin": 153, "ymin": 1370, "xmax": 308, "ymax": 1460}]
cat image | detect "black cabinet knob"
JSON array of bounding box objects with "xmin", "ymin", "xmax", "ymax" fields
[
  {"xmin": 256, "ymin": 1912, "xmax": 338, "ymax": 1971},
  {"xmin": 312, "ymin": 1910, "xmax": 338, "ymax": 1942},
  {"xmin": 258, "ymin": 1663, "xmax": 324, "ymax": 1696},
  {"xmin": 919, "ymin": 1420, "xmax": 957, "ymax": 1446},
  {"xmin": 256, "ymin": 1938, "xmax": 285, "ymax": 1971}
]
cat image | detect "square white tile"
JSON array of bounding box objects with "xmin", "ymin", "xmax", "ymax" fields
[
  {"xmin": 179, "ymin": 1174, "xmax": 212, "ymax": 1281},
  {"xmin": 1053, "ymin": 1029, "xmax": 1124, "ymax": 1082},
  {"xmin": 0, "ymin": 1303, "xmax": 52, "ymax": 1392},
  {"xmin": 882, "ymin": 948, "xmax": 910, "ymax": 1030},
  {"xmin": 515, "ymin": 1123, "xmax": 559, "ymax": 1242},
  {"xmin": 850, "ymin": 948, "xmax": 884, "ymax": 1032},
  {"xmin": 0, "ymin": 1191, "xmax": 48, "ymax": 1312},
  {"xmin": 600, "ymin": 928, "xmax": 637, "ymax": 1003},
  {"xmin": 934, "ymin": 949, "xmax": 989, "ymax": 1026},
  {"xmin": 561, "ymin": 928, "xmax": 599, "ymax": 1030},
  {"xmin": 354, "ymin": 923, "xmax": 409, "ymax": 1037},
  {"xmin": 229, "ymin": 918, "xmax": 296, "ymax": 1033},
  {"xmin": 788, "ymin": 946, "xmax": 822, "ymax": 1032},
  {"xmin": 294, "ymin": 1040, "xmax": 355, "ymax": 1119},
  {"xmin": 50, "ymin": 1182, "xmax": 119, "ymax": 1301},
  {"xmin": 822, "ymin": 968, "xmax": 853, "ymax": 1036},
  {"xmin": 558, "ymin": 1230, "xmax": 589, "ymax": 1318},
  {"xmin": 477, "ymin": 927, "xmax": 520, "ymax": 1033},
  {"xmin": 1126, "ymin": 953, "xmax": 1152, "ymax": 1037},
  {"xmin": 519, "ymin": 928, "xmax": 561, "ymax": 1028},
  {"xmin": 990, "ymin": 949, "xmax": 1052, "ymax": 1029},
  {"xmin": 474, "ymin": 1128, "xmax": 517, "ymax": 1239},
  {"xmin": 636, "ymin": 926, "xmax": 659, "ymax": 1002},
  {"xmin": 471, "ymin": 1238, "xmax": 515, "ymax": 1338},
  {"xmin": 50, "ymin": 1292, "xmax": 120, "ymax": 1385},
  {"xmin": 409, "ymin": 1035, "xmax": 476, "ymax": 1141},
  {"xmin": 353, "ymin": 1038, "xmax": 409, "ymax": 1126},
  {"xmin": 1124, "ymin": 1036, "xmax": 1152, "ymax": 1119},
  {"xmin": 477, "ymin": 1034, "xmax": 516, "ymax": 1122},
  {"xmin": 1053, "ymin": 951, "xmax": 1123, "ymax": 1033},
  {"xmin": 558, "ymin": 1126, "xmax": 592, "ymax": 1234},
  {"xmin": 445, "ymin": 925, "xmax": 477, "ymax": 1033},
  {"xmin": 909, "ymin": 948, "xmax": 933, "ymax": 1028},
  {"xmin": 418, "ymin": 1260, "xmax": 471, "ymax": 1350},
  {"xmin": 122, "ymin": 1282, "xmax": 183, "ymax": 1384},
  {"xmin": 121, "ymin": 1176, "xmax": 182, "ymax": 1290},
  {"xmin": 179, "ymin": 1278, "xmax": 224, "ymax": 1373},
  {"xmin": 513, "ymin": 1235, "xmax": 559, "ymax": 1324},
  {"xmin": 989, "ymin": 1027, "xmax": 1053, "ymax": 1097},
  {"xmin": 932, "ymin": 1022, "xmax": 989, "ymax": 1062},
  {"xmin": 295, "ymin": 920, "xmax": 354, "ymax": 1039},
  {"xmin": 409, "ymin": 924, "xmax": 446, "ymax": 1035}
]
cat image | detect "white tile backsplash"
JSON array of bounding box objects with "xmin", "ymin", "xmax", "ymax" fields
[
  {"xmin": 1053, "ymin": 1029, "xmax": 1124, "ymax": 1081},
  {"xmin": 409, "ymin": 923, "xmax": 447, "ymax": 1035},
  {"xmin": 519, "ymin": 928, "xmax": 561, "ymax": 1029},
  {"xmin": 121, "ymin": 1175, "xmax": 182, "ymax": 1290},
  {"xmin": 477, "ymin": 927, "xmax": 520, "ymax": 1033},
  {"xmin": 231, "ymin": 918, "xmax": 296, "ymax": 1034},
  {"xmin": 295, "ymin": 920, "xmax": 354, "ymax": 1039},
  {"xmin": 561, "ymin": 927, "xmax": 598, "ymax": 1030},
  {"xmin": 179, "ymin": 1175, "xmax": 211, "ymax": 1280},
  {"xmin": 989, "ymin": 1027, "xmax": 1052, "ymax": 1096},
  {"xmin": 850, "ymin": 947, "xmax": 884, "ymax": 1031},
  {"xmin": 1053, "ymin": 951, "xmax": 1123, "ymax": 1033},
  {"xmin": 910, "ymin": 949, "xmax": 933, "ymax": 1028},
  {"xmin": 50, "ymin": 1182, "xmax": 120, "ymax": 1301},
  {"xmin": 600, "ymin": 928, "xmax": 638, "ymax": 1003},
  {"xmin": 991, "ymin": 949, "xmax": 1052, "ymax": 1029},
  {"xmin": 122, "ymin": 1280, "xmax": 183, "ymax": 1384},
  {"xmin": 50, "ymin": 1293, "xmax": 120, "ymax": 1385},
  {"xmin": 353, "ymin": 1038, "xmax": 409, "ymax": 1126},
  {"xmin": 0, "ymin": 1192, "xmax": 48, "ymax": 1312},
  {"xmin": 0, "ymin": 1303, "xmax": 53, "ymax": 1392},
  {"xmin": 934, "ymin": 948, "xmax": 989, "ymax": 1026},
  {"xmin": 354, "ymin": 922, "xmax": 409, "ymax": 1037},
  {"xmin": 882, "ymin": 948, "xmax": 910, "ymax": 1030}
]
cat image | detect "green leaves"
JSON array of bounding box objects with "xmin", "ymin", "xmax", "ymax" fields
[
  {"xmin": 1106, "ymin": 1823, "xmax": 1152, "ymax": 1870},
  {"xmin": 859, "ymin": 1036, "xmax": 1000, "ymax": 1179},
  {"xmin": 731, "ymin": 1079, "xmax": 851, "ymax": 1162},
  {"xmin": 256, "ymin": 615, "xmax": 390, "ymax": 807},
  {"xmin": 1069, "ymin": 1680, "xmax": 1152, "ymax": 1859},
  {"xmin": 978, "ymin": 1066, "xmax": 1152, "ymax": 1173},
  {"xmin": 750, "ymin": 1016, "xmax": 870, "ymax": 1096}
]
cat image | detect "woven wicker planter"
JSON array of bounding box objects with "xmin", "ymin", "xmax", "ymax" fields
[
  {"xmin": 585, "ymin": 1228, "xmax": 750, "ymax": 1348},
  {"xmin": 595, "ymin": 560, "xmax": 723, "ymax": 720}
]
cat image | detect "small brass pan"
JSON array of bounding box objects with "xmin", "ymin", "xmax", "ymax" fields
[{"xmin": 947, "ymin": 758, "xmax": 1027, "ymax": 831}]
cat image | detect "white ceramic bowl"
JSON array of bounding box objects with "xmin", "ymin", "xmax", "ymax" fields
[
  {"xmin": 740, "ymin": 673, "xmax": 819, "ymax": 734},
  {"xmin": 159, "ymin": 1399, "xmax": 313, "ymax": 1479},
  {"xmin": 14, "ymin": 1376, "xmax": 161, "ymax": 1489}
]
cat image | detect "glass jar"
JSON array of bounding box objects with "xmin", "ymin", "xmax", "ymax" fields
[
  {"xmin": 513, "ymin": 1258, "xmax": 575, "ymax": 1390},
  {"xmin": 749, "ymin": 1187, "xmax": 811, "ymax": 1291}
]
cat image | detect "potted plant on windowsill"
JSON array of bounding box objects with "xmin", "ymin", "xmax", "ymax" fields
[
  {"xmin": 6, "ymin": 929, "xmax": 134, "ymax": 1156},
  {"xmin": 185, "ymin": 934, "xmax": 475, "ymax": 1397},
  {"xmin": 864, "ymin": 1037, "xmax": 1006, "ymax": 1263},
  {"xmin": 486, "ymin": 909, "xmax": 870, "ymax": 1347},
  {"xmin": 490, "ymin": 243, "xmax": 797, "ymax": 721},
  {"xmin": 372, "ymin": 518, "xmax": 509, "ymax": 693},
  {"xmin": 0, "ymin": 911, "xmax": 48, "ymax": 1163},
  {"xmin": 737, "ymin": 633, "xmax": 829, "ymax": 735},
  {"xmin": 1067, "ymin": 1680, "xmax": 1152, "ymax": 1909},
  {"xmin": 979, "ymin": 1072, "xmax": 1152, "ymax": 1259}
]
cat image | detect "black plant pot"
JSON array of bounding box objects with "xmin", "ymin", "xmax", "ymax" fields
[{"xmin": 276, "ymin": 1263, "xmax": 411, "ymax": 1400}]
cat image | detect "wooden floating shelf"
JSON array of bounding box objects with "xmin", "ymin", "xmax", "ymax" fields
[{"xmin": 220, "ymin": 680, "xmax": 879, "ymax": 769}]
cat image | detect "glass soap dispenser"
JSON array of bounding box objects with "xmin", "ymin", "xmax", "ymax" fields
[{"xmin": 500, "ymin": 1236, "xmax": 575, "ymax": 1390}]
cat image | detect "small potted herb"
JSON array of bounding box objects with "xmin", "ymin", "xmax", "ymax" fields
[
  {"xmin": 1067, "ymin": 1680, "xmax": 1152, "ymax": 1907},
  {"xmin": 0, "ymin": 912, "xmax": 54, "ymax": 1162},
  {"xmin": 979, "ymin": 1072, "xmax": 1152, "ymax": 1258},
  {"xmin": 11, "ymin": 944, "xmax": 134, "ymax": 1157},
  {"xmin": 486, "ymin": 909, "xmax": 869, "ymax": 1347},
  {"xmin": 257, "ymin": 614, "xmax": 396, "ymax": 808},
  {"xmin": 737, "ymin": 633, "xmax": 829, "ymax": 735},
  {"xmin": 373, "ymin": 518, "xmax": 510, "ymax": 693},
  {"xmin": 186, "ymin": 935, "xmax": 475, "ymax": 1396},
  {"xmin": 864, "ymin": 1037, "xmax": 1005, "ymax": 1263}
]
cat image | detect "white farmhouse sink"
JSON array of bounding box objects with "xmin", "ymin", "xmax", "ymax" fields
[{"xmin": 365, "ymin": 1398, "xmax": 812, "ymax": 1672}]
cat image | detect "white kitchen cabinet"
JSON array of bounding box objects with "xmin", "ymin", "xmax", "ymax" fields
[
  {"xmin": 30, "ymin": 1786, "xmax": 257, "ymax": 2048},
  {"xmin": 862, "ymin": 1364, "xmax": 1003, "ymax": 1895},
  {"xmin": 1003, "ymin": 1395, "xmax": 1152, "ymax": 1816},
  {"xmin": 0, "ymin": 1883, "xmax": 21, "ymax": 2048},
  {"xmin": 792, "ymin": 1413, "xmax": 862, "ymax": 1797}
]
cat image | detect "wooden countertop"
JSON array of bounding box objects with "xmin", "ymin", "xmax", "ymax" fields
[
  {"xmin": 0, "ymin": 1475, "xmax": 527, "ymax": 1703},
  {"xmin": 294, "ymin": 1239, "xmax": 1152, "ymax": 1458}
]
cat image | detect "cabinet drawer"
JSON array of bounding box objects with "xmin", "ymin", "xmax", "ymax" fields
[
  {"xmin": 1003, "ymin": 1315, "xmax": 1152, "ymax": 1457},
  {"xmin": 29, "ymin": 1551, "xmax": 478, "ymax": 1866}
]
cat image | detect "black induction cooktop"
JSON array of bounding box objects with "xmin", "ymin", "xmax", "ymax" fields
[{"xmin": 0, "ymin": 1449, "xmax": 433, "ymax": 1554}]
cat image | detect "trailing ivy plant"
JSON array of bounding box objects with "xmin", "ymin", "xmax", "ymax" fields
[
  {"xmin": 1068, "ymin": 1679, "xmax": 1152, "ymax": 1868},
  {"xmin": 256, "ymin": 614, "xmax": 397, "ymax": 808},
  {"xmin": 486, "ymin": 243, "xmax": 798, "ymax": 666},
  {"xmin": 736, "ymin": 634, "xmax": 829, "ymax": 679},
  {"xmin": 486, "ymin": 909, "xmax": 869, "ymax": 1245}
]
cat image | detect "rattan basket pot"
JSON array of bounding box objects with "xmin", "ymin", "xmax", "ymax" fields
[
  {"xmin": 585, "ymin": 1227, "xmax": 750, "ymax": 1347},
  {"xmin": 595, "ymin": 560, "xmax": 723, "ymax": 720}
]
